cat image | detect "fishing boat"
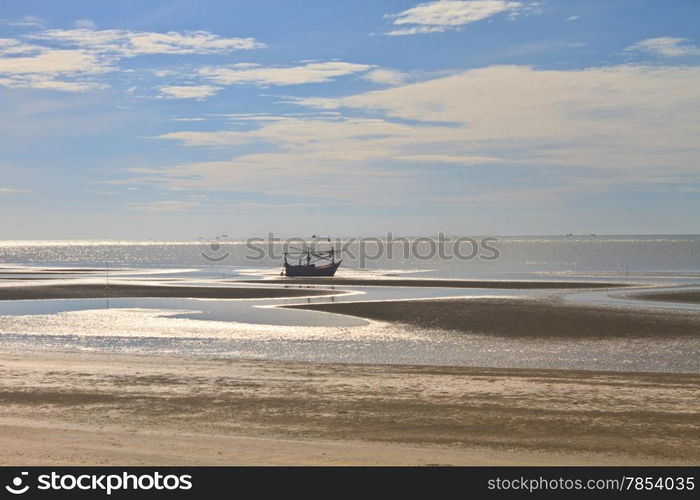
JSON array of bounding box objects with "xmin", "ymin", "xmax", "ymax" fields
[{"xmin": 282, "ymin": 243, "xmax": 341, "ymax": 277}]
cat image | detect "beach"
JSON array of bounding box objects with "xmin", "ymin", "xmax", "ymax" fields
[
  {"xmin": 3, "ymin": 0, "xmax": 699, "ymax": 473},
  {"xmin": 0, "ymin": 264, "xmax": 699, "ymax": 465},
  {"xmin": 1, "ymin": 351, "xmax": 698, "ymax": 465}
]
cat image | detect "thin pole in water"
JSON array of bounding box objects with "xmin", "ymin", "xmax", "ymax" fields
[{"xmin": 106, "ymin": 262, "xmax": 110, "ymax": 309}]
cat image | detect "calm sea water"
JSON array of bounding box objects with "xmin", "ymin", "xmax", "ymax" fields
[{"xmin": 0, "ymin": 235, "xmax": 698, "ymax": 278}]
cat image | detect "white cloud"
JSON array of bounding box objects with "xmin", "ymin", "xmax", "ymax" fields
[
  {"xmin": 221, "ymin": 114, "xmax": 291, "ymax": 122},
  {"xmin": 127, "ymin": 200, "xmax": 201, "ymax": 212},
  {"xmin": 1, "ymin": 27, "xmax": 265, "ymax": 92},
  {"xmin": 385, "ymin": 26, "xmax": 456, "ymax": 36},
  {"xmin": 126, "ymin": 153, "xmax": 420, "ymax": 202},
  {"xmin": 227, "ymin": 62, "xmax": 261, "ymax": 69},
  {"xmin": 395, "ymin": 154, "xmax": 502, "ymax": 164},
  {"xmin": 0, "ymin": 187, "xmax": 32, "ymax": 194},
  {"xmin": 385, "ymin": 0, "xmax": 524, "ymax": 35},
  {"xmin": 171, "ymin": 117, "xmax": 207, "ymax": 122},
  {"xmin": 0, "ymin": 75, "xmax": 106, "ymax": 91},
  {"xmin": 73, "ymin": 19, "xmax": 96, "ymax": 30},
  {"xmin": 199, "ymin": 61, "xmax": 374, "ymax": 86},
  {"xmin": 137, "ymin": 114, "xmax": 484, "ymax": 199},
  {"xmin": 333, "ymin": 65, "xmax": 699, "ymax": 176},
  {"xmin": 156, "ymin": 116, "xmax": 426, "ymax": 148},
  {"xmin": 362, "ymin": 68, "xmax": 408, "ymax": 85},
  {"xmin": 159, "ymin": 85, "xmax": 222, "ymax": 99},
  {"xmin": 0, "ymin": 38, "xmax": 43, "ymax": 56},
  {"xmin": 625, "ymin": 37, "xmax": 700, "ymax": 57},
  {"xmin": 0, "ymin": 46, "xmax": 107, "ymax": 75},
  {"xmin": 28, "ymin": 28, "xmax": 264, "ymax": 56},
  {"xmin": 1, "ymin": 15, "xmax": 44, "ymax": 27},
  {"xmin": 0, "ymin": 39, "xmax": 112, "ymax": 91},
  {"xmin": 565, "ymin": 15, "xmax": 580, "ymax": 22},
  {"xmin": 291, "ymin": 64, "xmax": 700, "ymax": 150},
  {"xmin": 134, "ymin": 63, "xmax": 700, "ymax": 203}
]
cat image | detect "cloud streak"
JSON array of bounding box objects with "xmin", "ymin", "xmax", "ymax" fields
[
  {"xmin": 132, "ymin": 63, "xmax": 700, "ymax": 206},
  {"xmin": 0, "ymin": 187, "xmax": 32, "ymax": 194},
  {"xmin": 27, "ymin": 28, "xmax": 264, "ymax": 56},
  {"xmin": 385, "ymin": 0, "xmax": 525, "ymax": 35},
  {"xmin": 362, "ymin": 68, "xmax": 409, "ymax": 85},
  {"xmin": 3, "ymin": 25, "xmax": 398, "ymax": 96},
  {"xmin": 0, "ymin": 27, "xmax": 265, "ymax": 92},
  {"xmin": 159, "ymin": 85, "xmax": 222, "ymax": 99},
  {"xmin": 625, "ymin": 37, "xmax": 700, "ymax": 57},
  {"xmin": 0, "ymin": 39, "xmax": 111, "ymax": 91},
  {"xmin": 199, "ymin": 61, "xmax": 374, "ymax": 86},
  {"xmin": 127, "ymin": 200, "xmax": 201, "ymax": 212},
  {"xmin": 290, "ymin": 64, "xmax": 700, "ymax": 165}
]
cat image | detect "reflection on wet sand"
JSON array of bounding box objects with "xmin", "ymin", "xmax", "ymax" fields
[{"xmin": 0, "ymin": 265, "xmax": 698, "ymax": 372}]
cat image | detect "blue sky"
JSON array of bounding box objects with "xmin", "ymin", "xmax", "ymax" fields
[{"xmin": 1, "ymin": 0, "xmax": 699, "ymax": 239}]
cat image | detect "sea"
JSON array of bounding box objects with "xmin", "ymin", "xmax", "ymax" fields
[
  {"xmin": 0, "ymin": 235, "xmax": 698, "ymax": 373},
  {"xmin": 0, "ymin": 235, "xmax": 698, "ymax": 278}
]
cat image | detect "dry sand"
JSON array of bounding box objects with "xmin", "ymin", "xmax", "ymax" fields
[
  {"xmin": 288, "ymin": 297, "xmax": 700, "ymax": 338},
  {"xmin": 0, "ymin": 351, "xmax": 698, "ymax": 465},
  {"xmin": 0, "ymin": 283, "xmax": 337, "ymax": 301},
  {"xmin": 244, "ymin": 277, "xmax": 630, "ymax": 289}
]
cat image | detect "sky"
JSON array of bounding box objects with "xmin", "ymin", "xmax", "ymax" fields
[{"xmin": 1, "ymin": 0, "xmax": 699, "ymax": 239}]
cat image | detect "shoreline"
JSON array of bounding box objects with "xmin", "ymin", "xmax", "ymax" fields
[
  {"xmin": 288, "ymin": 297, "xmax": 700, "ymax": 338},
  {"xmin": 0, "ymin": 350, "xmax": 697, "ymax": 465},
  {"xmin": 242, "ymin": 277, "xmax": 631, "ymax": 289},
  {"xmin": 0, "ymin": 283, "xmax": 338, "ymax": 301}
]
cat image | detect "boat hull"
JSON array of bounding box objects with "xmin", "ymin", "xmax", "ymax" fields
[{"xmin": 284, "ymin": 260, "xmax": 341, "ymax": 277}]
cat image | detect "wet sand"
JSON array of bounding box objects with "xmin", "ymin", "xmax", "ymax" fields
[
  {"xmin": 244, "ymin": 278, "xmax": 630, "ymax": 289},
  {"xmin": 0, "ymin": 283, "xmax": 337, "ymax": 301},
  {"xmin": 628, "ymin": 290, "xmax": 700, "ymax": 305},
  {"xmin": 0, "ymin": 268, "xmax": 108, "ymax": 274},
  {"xmin": 0, "ymin": 351, "xmax": 697, "ymax": 465},
  {"xmin": 289, "ymin": 297, "xmax": 700, "ymax": 338}
]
